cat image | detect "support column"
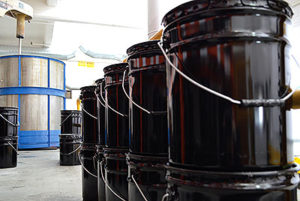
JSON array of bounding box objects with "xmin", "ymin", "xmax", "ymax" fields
[{"xmin": 147, "ymin": 0, "xmax": 160, "ymax": 39}]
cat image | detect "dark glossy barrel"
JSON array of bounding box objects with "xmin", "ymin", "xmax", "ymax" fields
[
  {"xmin": 59, "ymin": 134, "xmax": 81, "ymax": 166},
  {"xmin": 127, "ymin": 41, "xmax": 168, "ymax": 156},
  {"xmin": 95, "ymin": 79, "xmax": 106, "ymax": 201},
  {"xmin": 128, "ymin": 154, "xmax": 167, "ymax": 201},
  {"xmin": 81, "ymin": 144, "xmax": 98, "ymax": 201},
  {"xmin": 0, "ymin": 137, "xmax": 18, "ymax": 168},
  {"xmin": 103, "ymin": 63, "xmax": 129, "ymax": 201},
  {"xmin": 104, "ymin": 63, "xmax": 129, "ymax": 149},
  {"xmin": 0, "ymin": 107, "xmax": 18, "ymax": 168},
  {"xmin": 80, "ymin": 86, "xmax": 99, "ymax": 145},
  {"xmin": 95, "ymin": 79, "xmax": 106, "ymax": 146},
  {"xmin": 96, "ymin": 145, "xmax": 105, "ymax": 201},
  {"xmin": 165, "ymin": 165, "xmax": 299, "ymax": 201},
  {"xmin": 60, "ymin": 110, "xmax": 82, "ymax": 135},
  {"xmin": 162, "ymin": 0, "xmax": 294, "ymax": 171},
  {"xmin": 104, "ymin": 148, "xmax": 128, "ymax": 201},
  {"xmin": 80, "ymin": 86, "xmax": 99, "ymax": 201}
]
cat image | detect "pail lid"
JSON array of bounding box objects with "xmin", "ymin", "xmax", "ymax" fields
[
  {"xmin": 80, "ymin": 85, "xmax": 96, "ymax": 92},
  {"xmin": 162, "ymin": 0, "xmax": 293, "ymax": 27},
  {"xmin": 103, "ymin": 63, "xmax": 128, "ymax": 75},
  {"xmin": 127, "ymin": 40, "xmax": 161, "ymax": 58},
  {"xmin": 95, "ymin": 78, "xmax": 104, "ymax": 85},
  {"xmin": 0, "ymin": 107, "xmax": 18, "ymax": 112}
]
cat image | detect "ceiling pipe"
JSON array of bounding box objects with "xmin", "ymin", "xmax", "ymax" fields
[
  {"xmin": 32, "ymin": 15, "xmax": 143, "ymax": 30},
  {"xmin": 0, "ymin": 45, "xmax": 124, "ymax": 61},
  {"xmin": 66, "ymin": 84, "xmax": 81, "ymax": 91},
  {"xmin": 79, "ymin": 46, "xmax": 123, "ymax": 61},
  {"xmin": 0, "ymin": 45, "xmax": 76, "ymax": 60}
]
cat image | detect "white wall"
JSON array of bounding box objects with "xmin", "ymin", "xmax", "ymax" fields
[
  {"xmin": 64, "ymin": 52, "xmax": 118, "ymax": 110},
  {"xmin": 290, "ymin": 4, "xmax": 300, "ymax": 156}
]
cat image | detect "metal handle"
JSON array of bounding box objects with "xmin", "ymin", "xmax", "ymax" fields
[
  {"xmin": 0, "ymin": 114, "xmax": 20, "ymax": 127},
  {"xmin": 100, "ymin": 161, "xmax": 127, "ymax": 201},
  {"xmin": 131, "ymin": 175, "xmax": 149, "ymax": 201},
  {"xmin": 161, "ymin": 193, "xmax": 170, "ymax": 201},
  {"xmin": 7, "ymin": 141, "xmax": 18, "ymax": 155},
  {"xmin": 93, "ymin": 153, "xmax": 98, "ymax": 171},
  {"xmin": 158, "ymin": 41, "xmax": 299, "ymax": 107},
  {"xmin": 61, "ymin": 145, "xmax": 81, "ymax": 156},
  {"xmin": 60, "ymin": 112, "xmax": 76, "ymax": 126},
  {"xmin": 122, "ymin": 69, "xmax": 167, "ymax": 115},
  {"xmin": 81, "ymin": 104, "xmax": 98, "ymax": 120},
  {"xmin": 78, "ymin": 150, "xmax": 98, "ymax": 178},
  {"xmin": 94, "ymin": 91, "xmax": 106, "ymax": 108},
  {"xmin": 99, "ymin": 81, "xmax": 127, "ymax": 118}
]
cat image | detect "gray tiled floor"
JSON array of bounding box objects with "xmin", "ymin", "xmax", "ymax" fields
[
  {"xmin": 0, "ymin": 150, "xmax": 82, "ymax": 201},
  {"xmin": 0, "ymin": 150, "xmax": 299, "ymax": 201}
]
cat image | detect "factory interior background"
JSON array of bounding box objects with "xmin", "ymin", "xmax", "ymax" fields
[{"xmin": 1, "ymin": 0, "xmax": 300, "ymax": 201}]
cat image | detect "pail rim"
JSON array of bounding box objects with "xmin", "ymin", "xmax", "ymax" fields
[
  {"xmin": 0, "ymin": 107, "xmax": 18, "ymax": 111},
  {"xmin": 95, "ymin": 78, "xmax": 104, "ymax": 84},
  {"xmin": 103, "ymin": 63, "xmax": 128, "ymax": 75},
  {"xmin": 166, "ymin": 163, "xmax": 299, "ymax": 176},
  {"xmin": 162, "ymin": 0, "xmax": 293, "ymax": 28},
  {"xmin": 80, "ymin": 85, "xmax": 96, "ymax": 92},
  {"xmin": 61, "ymin": 110, "xmax": 82, "ymax": 114},
  {"xmin": 127, "ymin": 40, "xmax": 161, "ymax": 58}
]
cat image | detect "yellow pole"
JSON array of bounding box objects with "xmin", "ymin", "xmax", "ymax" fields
[
  {"xmin": 149, "ymin": 29, "xmax": 163, "ymax": 41},
  {"xmin": 292, "ymin": 90, "xmax": 300, "ymax": 109},
  {"xmin": 77, "ymin": 99, "xmax": 81, "ymax": 111}
]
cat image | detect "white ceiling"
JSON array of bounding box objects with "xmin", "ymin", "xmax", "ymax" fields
[
  {"xmin": 0, "ymin": 15, "xmax": 53, "ymax": 47},
  {"xmin": 0, "ymin": 0, "xmax": 300, "ymax": 59},
  {"xmin": 0, "ymin": 0, "xmax": 148, "ymax": 57}
]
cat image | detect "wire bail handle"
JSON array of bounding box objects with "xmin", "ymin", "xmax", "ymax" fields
[
  {"xmin": 161, "ymin": 193, "xmax": 171, "ymax": 201},
  {"xmin": 99, "ymin": 80, "xmax": 128, "ymax": 117},
  {"xmin": 122, "ymin": 69, "xmax": 167, "ymax": 115},
  {"xmin": 61, "ymin": 144, "xmax": 82, "ymax": 156},
  {"xmin": 81, "ymin": 104, "xmax": 98, "ymax": 120},
  {"xmin": 0, "ymin": 114, "xmax": 20, "ymax": 127},
  {"xmin": 157, "ymin": 41, "xmax": 299, "ymax": 107},
  {"xmin": 100, "ymin": 161, "xmax": 127, "ymax": 201},
  {"xmin": 78, "ymin": 149, "xmax": 98, "ymax": 178},
  {"xmin": 94, "ymin": 87, "xmax": 106, "ymax": 108},
  {"xmin": 60, "ymin": 111, "xmax": 79, "ymax": 126},
  {"xmin": 131, "ymin": 174, "xmax": 149, "ymax": 201},
  {"xmin": 7, "ymin": 141, "xmax": 18, "ymax": 155}
]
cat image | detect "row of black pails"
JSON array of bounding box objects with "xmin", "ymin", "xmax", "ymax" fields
[{"xmin": 78, "ymin": 1, "xmax": 300, "ymax": 201}]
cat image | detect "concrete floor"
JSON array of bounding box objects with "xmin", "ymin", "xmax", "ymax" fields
[
  {"xmin": 0, "ymin": 150, "xmax": 299, "ymax": 201},
  {"xmin": 0, "ymin": 150, "xmax": 82, "ymax": 201}
]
